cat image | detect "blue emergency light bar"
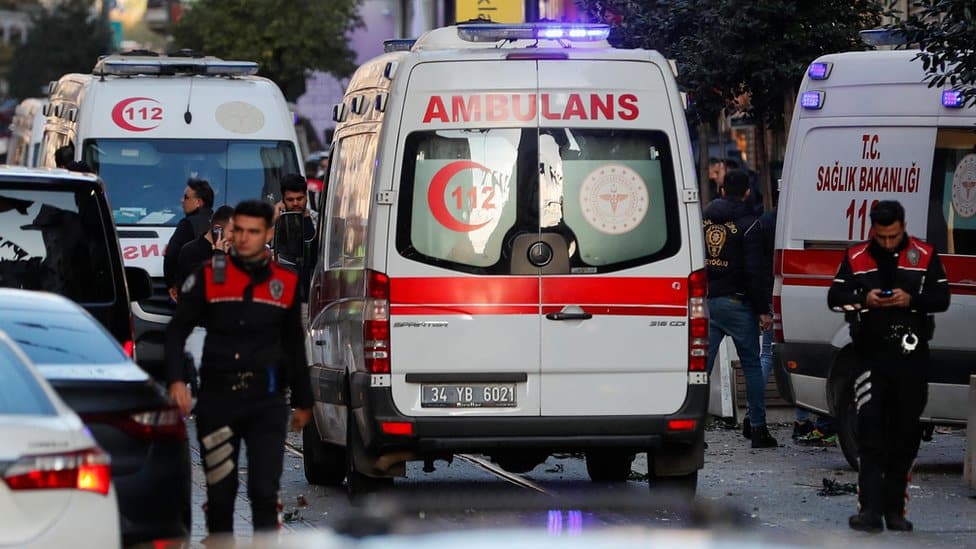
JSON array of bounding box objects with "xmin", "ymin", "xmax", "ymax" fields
[
  {"xmin": 95, "ymin": 56, "xmax": 258, "ymax": 77},
  {"xmin": 942, "ymin": 90, "xmax": 964, "ymax": 109},
  {"xmin": 800, "ymin": 91, "xmax": 825, "ymax": 110},
  {"xmin": 858, "ymin": 28, "xmax": 907, "ymax": 46},
  {"xmin": 457, "ymin": 23, "xmax": 610, "ymax": 43},
  {"xmin": 807, "ymin": 62, "xmax": 832, "ymax": 80},
  {"xmin": 384, "ymin": 39, "xmax": 416, "ymax": 53}
]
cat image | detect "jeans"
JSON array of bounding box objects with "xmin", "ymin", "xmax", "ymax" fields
[
  {"xmin": 707, "ymin": 296, "xmax": 767, "ymax": 427},
  {"xmin": 754, "ymin": 326, "xmax": 774, "ymax": 422}
]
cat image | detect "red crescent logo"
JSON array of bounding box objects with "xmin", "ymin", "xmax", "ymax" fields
[
  {"xmin": 111, "ymin": 97, "xmax": 161, "ymax": 132},
  {"xmin": 427, "ymin": 160, "xmax": 492, "ymax": 232}
]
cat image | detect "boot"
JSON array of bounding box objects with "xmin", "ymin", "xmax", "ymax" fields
[
  {"xmin": 885, "ymin": 513, "xmax": 913, "ymax": 532},
  {"xmin": 849, "ymin": 512, "xmax": 883, "ymax": 533},
  {"xmin": 741, "ymin": 417, "xmax": 752, "ymax": 439},
  {"xmin": 750, "ymin": 424, "xmax": 778, "ymax": 448}
]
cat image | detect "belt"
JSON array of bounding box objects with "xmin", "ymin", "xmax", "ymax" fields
[{"xmin": 200, "ymin": 367, "xmax": 281, "ymax": 395}]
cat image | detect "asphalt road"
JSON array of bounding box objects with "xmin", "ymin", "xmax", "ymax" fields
[{"xmin": 184, "ymin": 411, "xmax": 976, "ymax": 548}]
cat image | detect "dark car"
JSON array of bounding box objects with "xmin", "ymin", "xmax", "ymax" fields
[
  {"xmin": 0, "ymin": 289, "xmax": 191, "ymax": 546},
  {"xmin": 0, "ymin": 166, "xmax": 152, "ymax": 354}
]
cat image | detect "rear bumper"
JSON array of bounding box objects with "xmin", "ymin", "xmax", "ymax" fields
[
  {"xmin": 114, "ymin": 439, "xmax": 191, "ymax": 545},
  {"xmin": 348, "ymin": 371, "xmax": 708, "ymax": 455}
]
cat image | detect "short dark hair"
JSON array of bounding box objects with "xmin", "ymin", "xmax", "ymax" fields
[
  {"xmin": 722, "ymin": 169, "xmax": 751, "ymax": 198},
  {"xmin": 55, "ymin": 144, "xmax": 75, "ymax": 168},
  {"xmin": 187, "ymin": 178, "xmax": 214, "ymax": 209},
  {"xmin": 869, "ymin": 200, "xmax": 905, "ymax": 226},
  {"xmin": 304, "ymin": 160, "xmax": 319, "ymax": 174},
  {"xmin": 280, "ymin": 173, "xmax": 308, "ymax": 195},
  {"xmin": 211, "ymin": 205, "xmax": 235, "ymax": 226},
  {"xmin": 233, "ymin": 200, "xmax": 274, "ymax": 228},
  {"xmin": 66, "ymin": 160, "xmax": 91, "ymax": 173}
]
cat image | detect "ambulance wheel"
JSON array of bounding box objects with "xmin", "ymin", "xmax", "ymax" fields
[
  {"xmin": 302, "ymin": 420, "xmax": 346, "ymax": 486},
  {"xmin": 828, "ymin": 358, "xmax": 860, "ymax": 471},
  {"xmin": 585, "ymin": 451, "xmax": 635, "ymax": 482}
]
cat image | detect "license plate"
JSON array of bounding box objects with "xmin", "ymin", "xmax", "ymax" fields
[{"xmin": 421, "ymin": 384, "xmax": 517, "ymax": 408}]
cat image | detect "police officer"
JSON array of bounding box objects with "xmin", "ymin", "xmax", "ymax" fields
[
  {"xmin": 828, "ymin": 200, "xmax": 949, "ymax": 532},
  {"xmin": 165, "ymin": 200, "xmax": 313, "ymax": 536}
]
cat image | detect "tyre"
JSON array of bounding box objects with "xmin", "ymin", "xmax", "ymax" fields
[
  {"xmin": 585, "ymin": 451, "xmax": 635, "ymax": 482},
  {"xmin": 302, "ymin": 420, "xmax": 346, "ymax": 486},
  {"xmin": 833, "ymin": 375, "xmax": 860, "ymax": 470}
]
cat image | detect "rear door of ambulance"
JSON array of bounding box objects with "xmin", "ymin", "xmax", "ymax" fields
[
  {"xmin": 386, "ymin": 56, "xmax": 543, "ymax": 417},
  {"xmin": 536, "ymin": 57, "xmax": 691, "ymax": 416}
]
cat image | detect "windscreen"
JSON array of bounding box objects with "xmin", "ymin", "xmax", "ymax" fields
[
  {"xmin": 0, "ymin": 342, "xmax": 56, "ymax": 416},
  {"xmin": 0, "ymin": 310, "xmax": 128, "ymax": 365},
  {"xmin": 0, "ymin": 184, "xmax": 115, "ymax": 303},
  {"xmin": 83, "ymin": 139, "xmax": 300, "ymax": 226}
]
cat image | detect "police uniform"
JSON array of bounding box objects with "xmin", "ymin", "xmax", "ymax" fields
[
  {"xmin": 828, "ymin": 235, "xmax": 950, "ymax": 528},
  {"xmin": 165, "ymin": 252, "xmax": 312, "ymax": 534}
]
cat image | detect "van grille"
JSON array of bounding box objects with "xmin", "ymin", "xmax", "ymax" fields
[{"xmin": 138, "ymin": 277, "xmax": 175, "ymax": 316}]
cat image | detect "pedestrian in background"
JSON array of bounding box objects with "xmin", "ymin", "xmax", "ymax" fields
[
  {"xmin": 165, "ymin": 200, "xmax": 312, "ymax": 537},
  {"xmin": 178, "ymin": 205, "xmax": 234, "ymax": 284},
  {"xmin": 828, "ymin": 200, "xmax": 949, "ymax": 532},
  {"xmin": 164, "ymin": 178, "xmax": 214, "ymax": 302},
  {"xmin": 703, "ymin": 169, "xmax": 776, "ymax": 448}
]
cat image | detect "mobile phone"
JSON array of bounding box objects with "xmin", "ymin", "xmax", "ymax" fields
[
  {"xmin": 879, "ymin": 289, "xmax": 894, "ymax": 297},
  {"xmin": 212, "ymin": 226, "xmax": 223, "ymax": 241}
]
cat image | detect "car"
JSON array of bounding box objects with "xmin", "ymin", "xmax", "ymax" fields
[
  {"xmin": 0, "ymin": 166, "xmax": 152, "ymax": 356},
  {"xmin": 0, "ymin": 329, "xmax": 120, "ymax": 549},
  {"xmin": 0, "ymin": 289, "xmax": 191, "ymax": 546}
]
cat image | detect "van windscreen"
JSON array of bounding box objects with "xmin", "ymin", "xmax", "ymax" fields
[
  {"xmin": 396, "ymin": 128, "xmax": 680, "ymax": 275},
  {"xmin": 0, "ymin": 184, "xmax": 115, "ymax": 303},
  {"xmin": 83, "ymin": 139, "xmax": 300, "ymax": 225}
]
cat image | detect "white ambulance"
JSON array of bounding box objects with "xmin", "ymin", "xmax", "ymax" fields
[
  {"xmin": 7, "ymin": 98, "xmax": 47, "ymax": 167},
  {"xmin": 40, "ymin": 53, "xmax": 302, "ymax": 370},
  {"xmin": 301, "ymin": 23, "xmax": 708, "ymax": 497},
  {"xmin": 773, "ymin": 48, "xmax": 976, "ymax": 468}
]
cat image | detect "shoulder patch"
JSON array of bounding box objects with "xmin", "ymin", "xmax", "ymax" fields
[{"xmin": 181, "ymin": 273, "xmax": 196, "ymax": 294}]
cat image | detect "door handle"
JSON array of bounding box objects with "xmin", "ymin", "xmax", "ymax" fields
[{"xmin": 545, "ymin": 311, "xmax": 593, "ymax": 321}]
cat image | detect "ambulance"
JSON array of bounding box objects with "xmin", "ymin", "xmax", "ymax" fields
[
  {"xmin": 301, "ymin": 23, "xmax": 708, "ymax": 496},
  {"xmin": 773, "ymin": 47, "xmax": 976, "ymax": 468},
  {"xmin": 7, "ymin": 98, "xmax": 47, "ymax": 167},
  {"xmin": 40, "ymin": 53, "xmax": 302, "ymax": 371}
]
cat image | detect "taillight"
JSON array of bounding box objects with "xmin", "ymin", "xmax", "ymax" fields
[
  {"xmin": 364, "ymin": 270, "xmax": 390, "ymax": 374},
  {"xmin": 82, "ymin": 406, "xmax": 187, "ymax": 441},
  {"xmin": 123, "ymin": 340, "xmax": 135, "ymax": 358},
  {"xmin": 688, "ymin": 269, "xmax": 708, "ymax": 372},
  {"xmin": 3, "ymin": 447, "xmax": 112, "ymax": 496},
  {"xmin": 772, "ymin": 249, "xmax": 784, "ymax": 343}
]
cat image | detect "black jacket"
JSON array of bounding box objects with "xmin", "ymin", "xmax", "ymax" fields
[
  {"xmin": 164, "ymin": 252, "xmax": 312, "ymax": 408},
  {"xmin": 827, "ymin": 236, "xmax": 950, "ymax": 357},
  {"xmin": 702, "ymin": 197, "xmax": 769, "ymax": 315},
  {"xmin": 163, "ymin": 207, "xmax": 212, "ymax": 289},
  {"xmin": 178, "ymin": 234, "xmax": 214, "ymax": 285}
]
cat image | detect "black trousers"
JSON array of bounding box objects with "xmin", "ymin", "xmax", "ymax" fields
[
  {"xmin": 195, "ymin": 388, "xmax": 288, "ymax": 534},
  {"xmin": 854, "ymin": 355, "xmax": 928, "ymax": 517}
]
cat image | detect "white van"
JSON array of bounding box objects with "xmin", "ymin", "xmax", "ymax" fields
[
  {"xmin": 7, "ymin": 98, "xmax": 47, "ymax": 167},
  {"xmin": 40, "ymin": 53, "xmax": 303, "ymax": 371},
  {"xmin": 773, "ymin": 48, "xmax": 976, "ymax": 468},
  {"xmin": 301, "ymin": 24, "xmax": 708, "ymax": 496}
]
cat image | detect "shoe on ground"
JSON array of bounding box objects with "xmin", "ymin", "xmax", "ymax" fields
[
  {"xmin": 849, "ymin": 512, "xmax": 883, "ymax": 533},
  {"xmin": 742, "ymin": 419, "xmax": 752, "ymax": 440},
  {"xmin": 792, "ymin": 420, "xmax": 814, "ymax": 439},
  {"xmin": 885, "ymin": 513, "xmax": 913, "ymax": 532},
  {"xmin": 821, "ymin": 434, "xmax": 838, "ymax": 446},
  {"xmin": 796, "ymin": 428, "xmax": 831, "ymax": 445},
  {"xmin": 751, "ymin": 424, "xmax": 778, "ymax": 448}
]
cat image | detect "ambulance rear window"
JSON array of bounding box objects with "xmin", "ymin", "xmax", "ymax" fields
[
  {"xmin": 396, "ymin": 128, "xmax": 680, "ymax": 275},
  {"xmin": 926, "ymin": 128, "xmax": 976, "ymax": 255}
]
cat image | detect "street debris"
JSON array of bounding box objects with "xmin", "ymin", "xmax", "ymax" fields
[{"xmin": 816, "ymin": 477, "xmax": 857, "ymax": 497}]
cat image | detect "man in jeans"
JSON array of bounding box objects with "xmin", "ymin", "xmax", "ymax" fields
[{"xmin": 703, "ymin": 170, "xmax": 776, "ymax": 448}]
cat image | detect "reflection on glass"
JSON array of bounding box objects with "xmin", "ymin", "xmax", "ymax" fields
[{"xmin": 83, "ymin": 139, "xmax": 299, "ymax": 226}]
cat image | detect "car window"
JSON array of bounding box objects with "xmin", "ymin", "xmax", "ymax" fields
[
  {"xmin": 0, "ymin": 184, "xmax": 115, "ymax": 303},
  {"xmin": 0, "ymin": 311, "xmax": 128, "ymax": 365},
  {"xmin": 83, "ymin": 139, "xmax": 300, "ymax": 226},
  {"xmin": 926, "ymin": 128, "xmax": 976, "ymax": 255},
  {"xmin": 0, "ymin": 342, "xmax": 56, "ymax": 416}
]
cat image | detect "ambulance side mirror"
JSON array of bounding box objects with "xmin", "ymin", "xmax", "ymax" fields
[{"xmin": 273, "ymin": 211, "xmax": 306, "ymax": 266}]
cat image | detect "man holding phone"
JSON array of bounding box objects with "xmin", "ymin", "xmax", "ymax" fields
[
  {"xmin": 178, "ymin": 205, "xmax": 235, "ymax": 286},
  {"xmin": 828, "ymin": 201, "xmax": 950, "ymax": 533}
]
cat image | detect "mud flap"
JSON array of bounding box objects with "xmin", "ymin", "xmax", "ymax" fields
[{"xmin": 652, "ymin": 429, "xmax": 705, "ymax": 477}]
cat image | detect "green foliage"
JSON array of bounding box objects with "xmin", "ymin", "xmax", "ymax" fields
[
  {"xmin": 7, "ymin": 0, "xmax": 112, "ymax": 100},
  {"xmin": 575, "ymin": 0, "xmax": 883, "ymax": 128},
  {"xmin": 172, "ymin": 0, "xmax": 363, "ymax": 102},
  {"xmin": 886, "ymin": 0, "xmax": 976, "ymax": 107}
]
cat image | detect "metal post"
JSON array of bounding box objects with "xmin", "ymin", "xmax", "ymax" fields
[{"xmin": 966, "ymin": 375, "xmax": 976, "ymax": 488}]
